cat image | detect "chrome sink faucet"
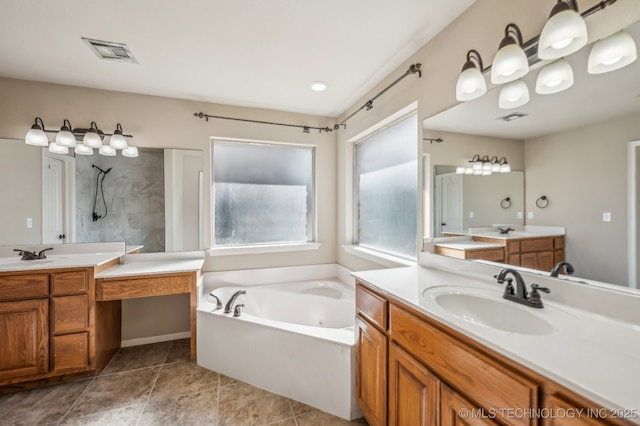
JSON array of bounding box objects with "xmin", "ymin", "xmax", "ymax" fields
[
  {"xmin": 224, "ymin": 290, "xmax": 246, "ymax": 313},
  {"xmin": 495, "ymin": 268, "xmax": 550, "ymax": 309},
  {"xmin": 550, "ymin": 261, "xmax": 575, "ymax": 277},
  {"xmin": 13, "ymin": 247, "xmax": 53, "ymax": 260}
]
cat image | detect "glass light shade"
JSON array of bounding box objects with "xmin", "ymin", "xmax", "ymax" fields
[
  {"xmin": 472, "ymin": 160, "xmax": 483, "ymax": 171},
  {"xmin": 482, "ymin": 161, "xmax": 491, "ymax": 171},
  {"xmin": 74, "ymin": 144, "xmax": 93, "ymax": 156},
  {"xmin": 500, "ymin": 162, "xmax": 511, "ymax": 173},
  {"xmin": 109, "ymin": 134, "xmax": 128, "ymax": 150},
  {"xmin": 491, "ymin": 44, "xmax": 529, "ymax": 84},
  {"xmin": 464, "ymin": 168, "xmax": 474, "ymax": 175},
  {"xmin": 498, "ymin": 80, "xmax": 530, "ymax": 109},
  {"xmin": 25, "ymin": 128, "xmax": 49, "ymax": 146},
  {"xmin": 56, "ymin": 130, "xmax": 76, "ymax": 147},
  {"xmin": 456, "ymin": 166, "xmax": 466, "ymax": 174},
  {"xmin": 588, "ymin": 30, "xmax": 637, "ymax": 74},
  {"xmin": 491, "ymin": 162, "xmax": 501, "ymax": 172},
  {"xmin": 473, "ymin": 169, "xmax": 482, "ymax": 175},
  {"xmin": 48, "ymin": 142, "xmax": 69, "ymax": 155},
  {"xmin": 83, "ymin": 131, "xmax": 103, "ymax": 148},
  {"xmin": 99, "ymin": 145, "xmax": 116, "ymax": 156},
  {"xmin": 538, "ymin": 8, "xmax": 588, "ymax": 60},
  {"xmin": 122, "ymin": 146, "xmax": 139, "ymax": 158},
  {"xmin": 456, "ymin": 67, "xmax": 486, "ymax": 101},
  {"xmin": 482, "ymin": 170, "xmax": 492, "ymax": 176},
  {"xmin": 536, "ymin": 59, "xmax": 574, "ymax": 95}
]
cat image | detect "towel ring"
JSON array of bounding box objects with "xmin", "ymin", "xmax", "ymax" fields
[
  {"xmin": 500, "ymin": 197, "xmax": 511, "ymax": 209},
  {"xmin": 536, "ymin": 195, "xmax": 549, "ymax": 209}
]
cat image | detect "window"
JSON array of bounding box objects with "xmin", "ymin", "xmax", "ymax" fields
[
  {"xmin": 355, "ymin": 114, "xmax": 418, "ymax": 258},
  {"xmin": 213, "ymin": 141, "xmax": 314, "ymax": 246}
]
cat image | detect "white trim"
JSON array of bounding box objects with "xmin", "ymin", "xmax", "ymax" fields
[
  {"xmin": 342, "ymin": 244, "xmax": 416, "ymax": 268},
  {"xmin": 121, "ymin": 331, "xmax": 190, "ymax": 347},
  {"xmin": 628, "ymin": 140, "xmax": 640, "ymax": 289},
  {"xmin": 208, "ymin": 242, "xmax": 321, "ymax": 256}
]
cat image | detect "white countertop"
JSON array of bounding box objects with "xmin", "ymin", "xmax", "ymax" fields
[
  {"xmin": 446, "ymin": 225, "xmax": 566, "ymax": 240},
  {"xmin": 352, "ymin": 260, "xmax": 640, "ymax": 421},
  {"xmin": 95, "ymin": 251, "xmax": 205, "ymax": 278},
  {"xmin": 435, "ymin": 241, "xmax": 505, "ymax": 250}
]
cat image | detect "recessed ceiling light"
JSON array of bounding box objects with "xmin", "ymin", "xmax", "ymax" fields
[{"xmin": 309, "ymin": 81, "xmax": 328, "ymax": 92}]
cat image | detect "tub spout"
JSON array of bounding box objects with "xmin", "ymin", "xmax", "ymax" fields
[{"xmin": 224, "ymin": 290, "xmax": 246, "ymax": 313}]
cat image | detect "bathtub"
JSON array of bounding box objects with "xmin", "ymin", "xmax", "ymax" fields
[{"xmin": 197, "ymin": 264, "xmax": 361, "ymax": 420}]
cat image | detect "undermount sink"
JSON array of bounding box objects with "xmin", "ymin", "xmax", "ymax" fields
[
  {"xmin": 421, "ymin": 286, "xmax": 580, "ymax": 336},
  {"xmin": 0, "ymin": 257, "xmax": 61, "ymax": 268}
]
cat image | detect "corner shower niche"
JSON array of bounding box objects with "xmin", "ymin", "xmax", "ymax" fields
[{"xmin": 75, "ymin": 149, "xmax": 165, "ymax": 253}]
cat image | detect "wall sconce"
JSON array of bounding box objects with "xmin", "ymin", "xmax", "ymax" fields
[
  {"xmin": 538, "ymin": 0, "xmax": 588, "ymax": 60},
  {"xmin": 456, "ymin": 50, "xmax": 487, "ymax": 101},
  {"xmin": 456, "ymin": 154, "xmax": 510, "ymax": 175},
  {"xmin": 588, "ymin": 30, "xmax": 638, "ymax": 74},
  {"xmin": 491, "ymin": 23, "xmax": 529, "ymax": 85},
  {"xmin": 535, "ymin": 58, "xmax": 574, "ymax": 94},
  {"xmin": 499, "ymin": 80, "xmax": 530, "ymax": 109},
  {"xmin": 24, "ymin": 117, "xmax": 138, "ymax": 157}
]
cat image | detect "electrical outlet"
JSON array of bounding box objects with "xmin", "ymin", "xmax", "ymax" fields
[
  {"xmin": 517, "ymin": 211, "xmax": 523, "ymax": 219},
  {"xmin": 469, "ymin": 211, "xmax": 474, "ymax": 219},
  {"xmin": 603, "ymin": 212, "xmax": 612, "ymax": 222},
  {"xmin": 527, "ymin": 211, "xmax": 534, "ymax": 220},
  {"xmin": 26, "ymin": 217, "xmax": 32, "ymax": 228}
]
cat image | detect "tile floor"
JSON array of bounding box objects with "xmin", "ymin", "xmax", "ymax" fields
[{"xmin": 0, "ymin": 339, "xmax": 368, "ymax": 426}]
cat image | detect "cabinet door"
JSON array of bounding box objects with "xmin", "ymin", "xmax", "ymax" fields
[
  {"xmin": 543, "ymin": 394, "xmax": 609, "ymax": 426},
  {"xmin": 355, "ymin": 315, "xmax": 387, "ymax": 426},
  {"xmin": 441, "ymin": 384, "xmax": 499, "ymax": 426},
  {"xmin": 0, "ymin": 299, "xmax": 49, "ymax": 380},
  {"xmin": 389, "ymin": 342, "xmax": 439, "ymax": 426}
]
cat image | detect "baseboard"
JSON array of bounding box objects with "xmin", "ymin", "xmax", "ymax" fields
[{"xmin": 121, "ymin": 331, "xmax": 191, "ymax": 347}]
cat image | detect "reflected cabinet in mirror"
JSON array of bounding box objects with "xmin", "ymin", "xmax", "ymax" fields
[
  {"xmin": 423, "ymin": 19, "xmax": 640, "ymax": 287},
  {"xmin": 0, "ymin": 138, "xmax": 203, "ymax": 253}
]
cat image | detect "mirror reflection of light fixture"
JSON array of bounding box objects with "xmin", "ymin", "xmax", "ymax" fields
[
  {"xmin": 588, "ymin": 30, "xmax": 638, "ymax": 74},
  {"xmin": 499, "ymin": 80, "xmax": 530, "ymax": 109},
  {"xmin": 25, "ymin": 117, "xmax": 49, "ymax": 146},
  {"xmin": 536, "ymin": 58, "xmax": 574, "ymax": 94},
  {"xmin": 122, "ymin": 146, "xmax": 139, "ymax": 158},
  {"xmin": 23, "ymin": 117, "xmax": 136, "ymax": 157},
  {"xmin": 456, "ymin": 50, "xmax": 487, "ymax": 101},
  {"xmin": 56, "ymin": 119, "xmax": 77, "ymax": 147},
  {"xmin": 538, "ymin": 0, "xmax": 588, "ymax": 60},
  {"xmin": 491, "ymin": 23, "xmax": 529, "ymax": 84}
]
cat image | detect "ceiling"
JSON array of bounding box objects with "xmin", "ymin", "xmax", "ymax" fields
[
  {"xmin": 423, "ymin": 20, "xmax": 640, "ymax": 140},
  {"xmin": 0, "ymin": 0, "xmax": 475, "ymax": 118}
]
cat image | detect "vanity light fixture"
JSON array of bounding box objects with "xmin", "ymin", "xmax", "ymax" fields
[
  {"xmin": 588, "ymin": 29, "xmax": 637, "ymax": 74},
  {"xmin": 458, "ymin": 155, "xmax": 511, "ymax": 175},
  {"xmin": 55, "ymin": 119, "xmax": 77, "ymax": 148},
  {"xmin": 122, "ymin": 146, "xmax": 139, "ymax": 158},
  {"xmin": 25, "ymin": 117, "xmax": 49, "ymax": 146},
  {"xmin": 456, "ymin": 50, "xmax": 487, "ymax": 101},
  {"xmin": 536, "ymin": 58, "xmax": 574, "ymax": 94},
  {"xmin": 498, "ymin": 80, "xmax": 530, "ymax": 109},
  {"xmin": 491, "ymin": 23, "xmax": 529, "ymax": 85},
  {"xmin": 23, "ymin": 117, "xmax": 137, "ymax": 157},
  {"xmin": 538, "ymin": 0, "xmax": 588, "ymax": 60}
]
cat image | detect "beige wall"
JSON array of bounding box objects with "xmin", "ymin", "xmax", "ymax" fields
[
  {"xmin": 525, "ymin": 113, "xmax": 640, "ymax": 285},
  {"xmin": 336, "ymin": 0, "xmax": 640, "ymax": 271}
]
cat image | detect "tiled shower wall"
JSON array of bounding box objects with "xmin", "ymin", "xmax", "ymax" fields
[{"xmin": 75, "ymin": 148, "xmax": 165, "ymax": 253}]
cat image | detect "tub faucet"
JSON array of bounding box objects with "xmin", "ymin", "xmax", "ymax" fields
[
  {"xmin": 208, "ymin": 292, "xmax": 224, "ymax": 311},
  {"xmin": 550, "ymin": 261, "xmax": 575, "ymax": 277},
  {"xmin": 495, "ymin": 268, "xmax": 550, "ymax": 308},
  {"xmin": 224, "ymin": 290, "xmax": 246, "ymax": 313}
]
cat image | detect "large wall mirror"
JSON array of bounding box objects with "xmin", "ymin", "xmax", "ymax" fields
[
  {"xmin": 0, "ymin": 138, "xmax": 203, "ymax": 253},
  {"xmin": 423, "ymin": 19, "xmax": 640, "ymax": 287}
]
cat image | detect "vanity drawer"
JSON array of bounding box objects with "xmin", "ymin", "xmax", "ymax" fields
[
  {"xmin": 390, "ymin": 304, "xmax": 537, "ymax": 425},
  {"xmin": 0, "ymin": 274, "xmax": 49, "ymax": 301},
  {"xmin": 52, "ymin": 270, "xmax": 89, "ymax": 295},
  {"xmin": 53, "ymin": 295, "xmax": 89, "ymax": 333},
  {"xmin": 53, "ymin": 332, "xmax": 89, "ymax": 371},
  {"xmin": 520, "ymin": 238, "xmax": 553, "ymax": 253},
  {"xmin": 356, "ymin": 283, "xmax": 388, "ymax": 331},
  {"xmin": 96, "ymin": 273, "xmax": 193, "ymax": 301}
]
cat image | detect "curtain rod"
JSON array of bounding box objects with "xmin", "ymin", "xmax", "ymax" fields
[
  {"xmin": 193, "ymin": 112, "xmax": 333, "ymax": 133},
  {"xmin": 337, "ymin": 63, "xmax": 422, "ymax": 129},
  {"xmin": 194, "ymin": 63, "xmax": 422, "ymax": 133}
]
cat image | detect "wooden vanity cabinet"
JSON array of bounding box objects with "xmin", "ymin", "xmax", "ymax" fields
[{"xmin": 355, "ymin": 280, "xmax": 631, "ymax": 426}]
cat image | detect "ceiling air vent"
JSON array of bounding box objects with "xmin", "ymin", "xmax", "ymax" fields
[
  {"xmin": 498, "ymin": 112, "xmax": 528, "ymax": 122},
  {"xmin": 82, "ymin": 37, "xmax": 138, "ymax": 64}
]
